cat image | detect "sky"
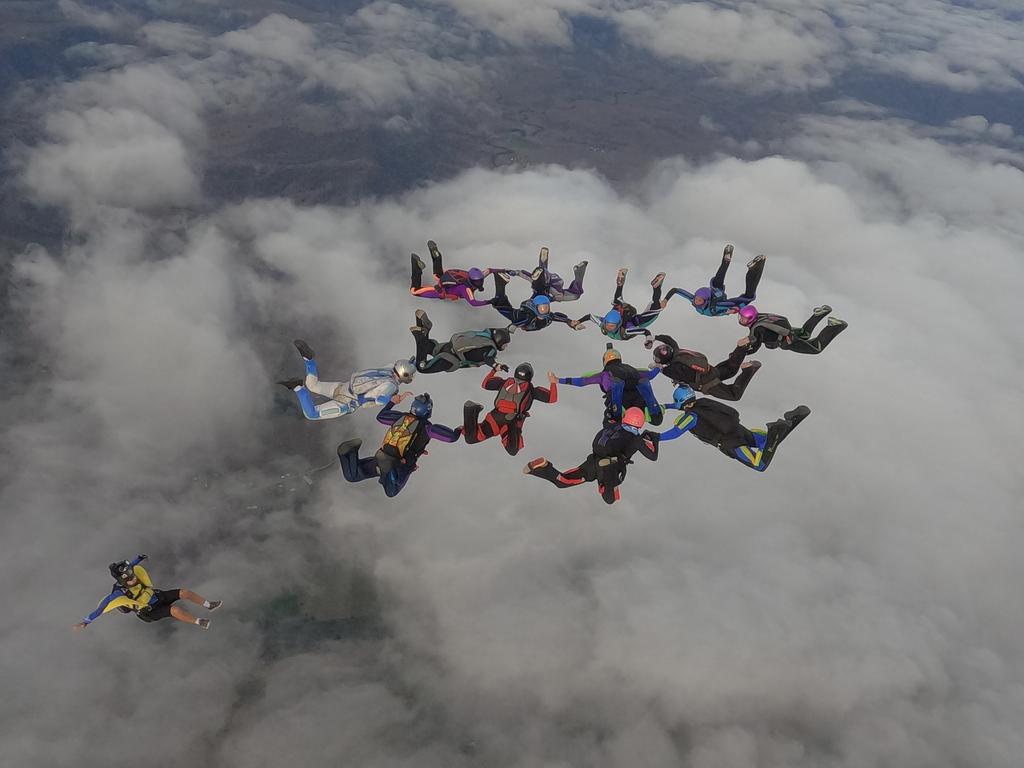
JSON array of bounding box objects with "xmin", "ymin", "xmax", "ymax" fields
[{"xmin": 1, "ymin": 2, "xmax": 1023, "ymax": 767}]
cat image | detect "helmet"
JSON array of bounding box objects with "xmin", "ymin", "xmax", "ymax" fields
[
  {"xmin": 653, "ymin": 344, "xmax": 674, "ymax": 365},
  {"xmin": 693, "ymin": 287, "xmax": 712, "ymax": 306},
  {"xmin": 467, "ymin": 267, "xmax": 485, "ymax": 290},
  {"xmin": 621, "ymin": 407, "xmax": 646, "ymax": 433},
  {"xmin": 492, "ymin": 327, "xmax": 514, "ymax": 349},
  {"xmin": 109, "ymin": 560, "xmax": 136, "ymax": 586},
  {"xmin": 603, "ymin": 309, "xmax": 622, "ymax": 332},
  {"xmin": 532, "ymin": 295, "xmax": 551, "ymax": 315},
  {"xmin": 513, "ymin": 363, "xmax": 534, "ymax": 382},
  {"xmin": 410, "ymin": 393, "xmax": 433, "ymax": 418},
  {"xmin": 672, "ymin": 385, "xmax": 696, "ymax": 407},
  {"xmin": 393, "ymin": 359, "xmax": 416, "ymax": 383},
  {"xmin": 737, "ymin": 305, "xmax": 758, "ymax": 326},
  {"xmin": 602, "ymin": 344, "xmax": 621, "ymax": 367}
]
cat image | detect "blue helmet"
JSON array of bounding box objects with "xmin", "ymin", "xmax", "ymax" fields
[
  {"xmin": 602, "ymin": 309, "xmax": 622, "ymax": 333},
  {"xmin": 531, "ymin": 295, "xmax": 551, "ymax": 315},
  {"xmin": 410, "ymin": 393, "xmax": 433, "ymax": 419},
  {"xmin": 672, "ymin": 385, "xmax": 696, "ymax": 407}
]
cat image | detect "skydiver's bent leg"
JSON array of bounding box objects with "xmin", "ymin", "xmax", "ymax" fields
[
  {"xmin": 713, "ymin": 345, "xmax": 748, "ymax": 380},
  {"xmin": 800, "ymin": 305, "xmax": 831, "ymax": 336},
  {"xmin": 787, "ymin": 318, "xmax": 846, "ymax": 354},
  {"xmin": 463, "ymin": 402, "xmax": 501, "ymax": 444},
  {"xmin": 711, "ymin": 245, "xmax": 733, "ymax": 291},
  {"xmin": 524, "ymin": 456, "xmax": 597, "ymax": 488},
  {"xmin": 375, "ymin": 455, "xmax": 412, "ymax": 497},
  {"xmin": 705, "ymin": 362, "xmax": 759, "ymax": 401},
  {"xmin": 427, "ymin": 240, "xmax": 444, "ymax": 279},
  {"xmin": 738, "ymin": 254, "xmax": 766, "ymax": 301},
  {"xmin": 411, "ymin": 253, "xmax": 426, "ymax": 290},
  {"xmin": 337, "ymin": 439, "xmax": 381, "ymax": 483}
]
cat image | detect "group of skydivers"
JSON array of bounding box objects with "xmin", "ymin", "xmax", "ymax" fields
[
  {"xmin": 75, "ymin": 241, "xmax": 845, "ymax": 632},
  {"xmin": 281, "ymin": 241, "xmax": 847, "ymax": 504}
]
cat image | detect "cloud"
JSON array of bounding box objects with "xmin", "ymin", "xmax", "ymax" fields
[{"xmin": 6, "ymin": 97, "xmax": 1024, "ymax": 766}]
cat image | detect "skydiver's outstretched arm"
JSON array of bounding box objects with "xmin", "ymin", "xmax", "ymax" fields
[
  {"xmin": 558, "ymin": 371, "xmax": 605, "ymax": 388},
  {"xmin": 657, "ymin": 410, "xmax": 697, "ymax": 441},
  {"xmin": 665, "ymin": 287, "xmax": 696, "ymax": 303},
  {"xmin": 376, "ymin": 398, "xmax": 413, "ymax": 426},
  {"xmin": 532, "ymin": 373, "xmax": 558, "ymax": 403},
  {"xmin": 550, "ymin": 310, "xmax": 582, "ymax": 328},
  {"xmin": 426, "ymin": 422, "xmax": 462, "ymax": 443}
]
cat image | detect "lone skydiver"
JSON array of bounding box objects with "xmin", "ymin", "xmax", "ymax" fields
[
  {"xmin": 523, "ymin": 407, "xmax": 659, "ymax": 504},
  {"xmin": 73, "ymin": 555, "xmax": 221, "ymax": 631},
  {"xmin": 652, "ymin": 334, "xmax": 761, "ymax": 401},
  {"xmin": 557, "ymin": 344, "xmax": 664, "ymax": 425},
  {"xmin": 665, "ymin": 244, "xmax": 766, "ymax": 317},
  {"xmin": 410, "ymin": 310, "xmax": 515, "ymax": 373},
  {"xmin": 578, "ymin": 268, "xmax": 672, "ymax": 346},
  {"xmin": 278, "ymin": 339, "xmax": 416, "ymax": 420},
  {"xmin": 494, "ymin": 246, "xmax": 588, "ymax": 302},
  {"xmin": 463, "ymin": 363, "xmax": 558, "ymax": 456},
  {"xmin": 410, "ymin": 239, "xmax": 493, "ymax": 307},
  {"xmin": 736, "ymin": 304, "xmax": 848, "ymax": 355},
  {"xmin": 336, "ymin": 393, "xmax": 461, "ymax": 497},
  {"xmin": 658, "ymin": 385, "xmax": 810, "ymax": 471},
  {"xmin": 488, "ymin": 271, "xmax": 584, "ymax": 332}
]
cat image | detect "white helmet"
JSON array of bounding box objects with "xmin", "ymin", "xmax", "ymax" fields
[{"xmin": 393, "ymin": 359, "xmax": 416, "ymax": 384}]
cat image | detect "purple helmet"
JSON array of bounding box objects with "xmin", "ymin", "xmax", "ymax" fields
[
  {"xmin": 693, "ymin": 287, "xmax": 712, "ymax": 306},
  {"xmin": 737, "ymin": 305, "xmax": 758, "ymax": 326},
  {"xmin": 467, "ymin": 267, "xmax": 485, "ymax": 290}
]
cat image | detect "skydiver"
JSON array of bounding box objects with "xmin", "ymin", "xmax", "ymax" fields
[
  {"xmin": 278, "ymin": 339, "xmax": 416, "ymax": 420},
  {"xmin": 557, "ymin": 343, "xmax": 664, "ymax": 425},
  {"xmin": 523, "ymin": 407, "xmax": 659, "ymax": 504},
  {"xmin": 410, "ymin": 310, "xmax": 515, "ymax": 373},
  {"xmin": 410, "ymin": 239, "xmax": 493, "ymax": 307},
  {"xmin": 666, "ymin": 244, "xmax": 766, "ymax": 317},
  {"xmin": 488, "ymin": 271, "xmax": 584, "ymax": 332},
  {"xmin": 578, "ymin": 268, "xmax": 672, "ymax": 346},
  {"xmin": 463, "ymin": 363, "xmax": 558, "ymax": 456},
  {"xmin": 73, "ymin": 555, "xmax": 221, "ymax": 631},
  {"xmin": 651, "ymin": 334, "xmax": 761, "ymax": 401},
  {"xmin": 495, "ymin": 246, "xmax": 588, "ymax": 302},
  {"xmin": 736, "ymin": 304, "xmax": 848, "ymax": 354},
  {"xmin": 336, "ymin": 393, "xmax": 461, "ymax": 497},
  {"xmin": 659, "ymin": 385, "xmax": 810, "ymax": 471}
]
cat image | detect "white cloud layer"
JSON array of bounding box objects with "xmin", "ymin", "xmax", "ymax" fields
[{"xmin": 5, "ymin": 97, "xmax": 1024, "ymax": 765}]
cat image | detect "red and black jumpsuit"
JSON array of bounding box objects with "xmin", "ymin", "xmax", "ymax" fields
[{"xmin": 463, "ymin": 368, "xmax": 557, "ymax": 456}]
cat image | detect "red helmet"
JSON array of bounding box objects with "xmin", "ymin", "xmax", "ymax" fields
[{"xmin": 622, "ymin": 407, "xmax": 646, "ymax": 430}]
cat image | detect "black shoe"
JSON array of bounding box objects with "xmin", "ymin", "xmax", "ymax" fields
[
  {"xmin": 206, "ymin": 600, "xmax": 222, "ymax": 612},
  {"xmin": 539, "ymin": 246, "xmax": 549, "ymax": 267},
  {"xmin": 278, "ymin": 378, "xmax": 304, "ymax": 390},
  {"xmin": 427, "ymin": 240, "xmax": 441, "ymax": 259},
  {"xmin": 741, "ymin": 360, "xmax": 762, "ymax": 372},
  {"xmin": 747, "ymin": 253, "xmax": 766, "ymax": 268},
  {"xmin": 293, "ymin": 339, "xmax": 315, "ymax": 360},
  {"xmin": 783, "ymin": 405, "xmax": 811, "ymax": 428},
  {"xmin": 723, "ymin": 244, "xmax": 734, "ymax": 260},
  {"xmin": 411, "ymin": 253, "xmax": 425, "ymax": 271},
  {"xmin": 827, "ymin": 317, "xmax": 847, "ymax": 328},
  {"xmin": 197, "ymin": 618, "xmax": 211, "ymax": 630},
  {"xmin": 337, "ymin": 439, "xmax": 362, "ymax": 459},
  {"xmin": 812, "ymin": 304, "xmax": 832, "ymax": 316},
  {"xmin": 414, "ymin": 309, "xmax": 432, "ymax": 333}
]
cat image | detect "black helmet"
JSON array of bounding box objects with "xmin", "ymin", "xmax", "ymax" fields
[
  {"xmin": 513, "ymin": 363, "xmax": 534, "ymax": 383},
  {"xmin": 109, "ymin": 560, "xmax": 135, "ymax": 586},
  {"xmin": 492, "ymin": 328, "xmax": 513, "ymax": 349},
  {"xmin": 653, "ymin": 344, "xmax": 674, "ymax": 365}
]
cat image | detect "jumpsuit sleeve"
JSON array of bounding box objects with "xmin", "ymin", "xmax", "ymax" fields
[
  {"xmin": 559, "ymin": 371, "xmax": 603, "ymax": 387},
  {"xmin": 482, "ymin": 369, "xmax": 504, "ymax": 390},
  {"xmin": 638, "ymin": 432, "xmax": 660, "ymax": 461},
  {"xmin": 128, "ymin": 555, "xmax": 146, "ymax": 566},
  {"xmin": 533, "ymin": 382, "xmax": 557, "ymax": 403},
  {"xmin": 82, "ymin": 591, "xmax": 142, "ymax": 625},
  {"xmin": 376, "ymin": 402, "xmax": 403, "ymax": 426},
  {"xmin": 550, "ymin": 311, "xmax": 575, "ymax": 326},
  {"xmin": 670, "ymin": 287, "xmax": 695, "ymax": 302},
  {"xmin": 658, "ymin": 412, "xmax": 697, "ymax": 441},
  {"xmin": 425, "ymin": 422, "xmax": 462, "ymax": 442}
]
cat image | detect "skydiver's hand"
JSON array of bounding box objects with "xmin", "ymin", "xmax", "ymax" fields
[
  {"xmin": 482, "ymin": 268, "xmax": 492, "ymax": 276},
  {"xmin": 727, "ymin": 307, "xmax": 739, "ymax": 314},
  {"xmin": 547, "ymin": 371, "xmax": 557, "ymax": 385},
  {"xmin": 136, "ymin": 554, "xmax": 148, "ymax": 562},
  {"xmin": 737, "ymin": 336, "xmax": 752, "ymax": 347},
  {"xmin": 493, "ymin": 363, "xmax": 509, "ymax": 373},
  {"xmin": 72, "ymin": 622, "xmax": 87, "ymax": 632},
  {"xmin": 643, "ymin": 337, "xmax": 654, "ymax": 349},
  {"xmin": 392, "ymin": 391, "xmax": 414, "ymax": 404}
]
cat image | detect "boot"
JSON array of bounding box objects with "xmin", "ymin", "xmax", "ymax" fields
[{"xmin": 293, "ymin": 339, "xmax": 315, "ymax": 360}]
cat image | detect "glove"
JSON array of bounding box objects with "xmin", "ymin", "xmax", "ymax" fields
[{"xmin": 136, "ymin": 554, "xmax": 148, "ymax": 562}]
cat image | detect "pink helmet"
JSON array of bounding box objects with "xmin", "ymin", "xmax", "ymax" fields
[
  {"xmin": 622, "ymin": 407, "xmax": 646, "ymax": 430},
  {"xmin": 737, "ymin": 305, "xmax": 758, "ymax": 326}
]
